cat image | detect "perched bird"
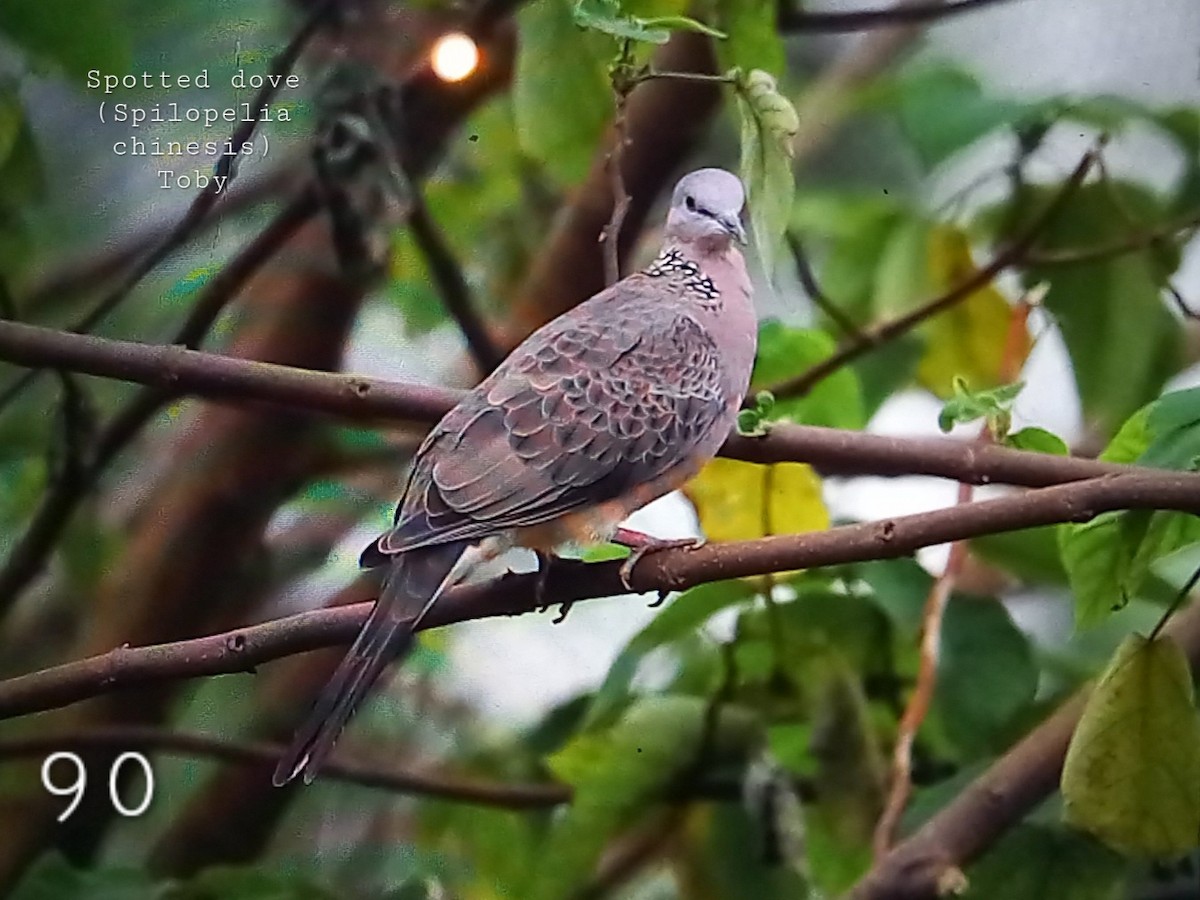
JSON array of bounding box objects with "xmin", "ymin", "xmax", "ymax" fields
[{"xmin": 273, "ymin": 167, "xmax": 758, "ymax": 786}]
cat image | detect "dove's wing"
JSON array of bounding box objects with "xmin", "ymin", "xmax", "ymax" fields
[{"xmin": 366, "ymin": 278, "xmax": 731, "ymax": 559}]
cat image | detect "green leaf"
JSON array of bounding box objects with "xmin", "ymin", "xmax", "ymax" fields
[
  {"xmin": 1156, "ymin": 106, "xmax": 1200, "ymax": 215},
  {"xmin": 1060, "ymin": 510, "xmax": 1200, "ymax": 626},
  {"xmin": 1006, "ymin": 426, "xmax": 1068, "ymax": 455},
  {"xmin": 0, "ymin": 82, "xmax": 44, "ymax": 269},
  {"xmin": 879, "ymin": 66, "xmax": 1036, "ymax": 170},
  {"xmin": 806, "ymin": 663, "xmax": 886, "ymax": 892},
  {"xmin": 1139, "ymin": 386, "xmax": 1200, "ymax": 471},
  {"xmin": 714, "ymin": 0, "xmax": 784, "ymax": 79},
  {"xmin": 752, "ymin": 321, "xmax": 866, "ymax": 429},
  {"xmin": 854, "ymin": 337, "xmax": 924, "ymax": 420},
  {"xmin": 964, "ymin": 825, "xmax": 1128, "ymax": 899},
  {"xmin": 1062, "ymin": 634, "xmax": 1200, "ymax": 858},
  {"xmin": 1101, "ymin": 403, "xmax": 1152, "ymax": 464},
  {"xmin": 972, "ymin": 525, "xmax": 1068, "ymax": 586},
  {"xmin": 573, "ymin": 0, "xmax": 724, "ymax": 43},
  {"xmin": 856, "ymin": 557, "xmax": 935, "ymax": 637},
  {"xmin": 678, "ymin": 801, "xmax": 810, "ymax": 899},
  {"xmin": 1061, "ymin": 394, "xmax": 1200, "ymax": 627},
  {"xmin": 515, "ymin": 0, "xmax": 612, "ymax": 184},
  {"xmin": 1016, "ymin": 181, "xmax": 1184, "ymax": 436},
  {"xmin": 0, "ymin": 0, "xmax": 130, "ymax": 79},
  {"xmin": 937, "ymin": 377, "xmax": 1024, "ymax": 435},
  {"xmin": 872, "ymin": 214, "xmax": 933, "ymax": 318},
  {"xmin": 736, "ymin": 390, "xmax": 776, "ymax": 437},
  {"xmin": 574, "ymin": 0, "xmax": 668, "ymax": 42},
  {"xmin": 171, "ymin": 866, "xmax": 340, "ymax": 899},
  {"xmin": 585, "ymin": 580, "xmax": 754, "ymax": 728},
  {"xmin": 637, "ymin": 14, "xmax": 725, "ymax": 38},
  {"xmin": 737, "ymin": 69, "xmax": 799, "ymax": 275},
  {"xmin": 929, "ymin": 595, "xmax": 1038, "ymax": 758},
  {"xmin": 790, "ymin": 189, "xmax": 907, "ymax": 322},
  {"xmin": 779, "ymin": 584, "xmax": 895, "ymax": 679},
  {"xmin": 535, "ymin": 697, "xmax": 762, "ymax": 900},
  {"xmin": 10, "ymin": 854, "xmax": 155, "ymax": 900},
  {"xmin": 0, "ymin": 86, "xmax": 20, "ymax": 170}
]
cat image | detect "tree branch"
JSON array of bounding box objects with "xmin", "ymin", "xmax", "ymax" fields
[
  {"xmin": 769, "ymin": 145, "xmax": 1099, "ymax": 400},
  {"xmin": 1022, "ymin": 208, "xmax": 1200, "ymax": 267},
  {"xmin": 4, "ymin": 470, "xmax": 1200, "ymax": 720},
  {"xmin": 406, "ymin": 183, "xmax": 504, "ymax": 372},
  {"xmin": 0, "ymin": 314, "xmax": 1153, "ymax": 488},
  {"xmin": 786, "ymin": 231, "xmax": 864, "ymax": 339},
  {"xmin": 0, "ymin": 726, "xmax": 566, "ymax": 810},
  {"xmin": 778, "ymin": 0, "xmax": 1023, "ymax": 33}
]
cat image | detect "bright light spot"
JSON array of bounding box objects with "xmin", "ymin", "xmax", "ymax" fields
[{"xmin": 431, "ymin": 32, "xmax": 479, "ymax": 83}]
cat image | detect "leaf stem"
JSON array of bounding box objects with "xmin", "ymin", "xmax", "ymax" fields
[{"xmin": 1150, "ymin": 562, "xmax": 1200, "ymax": 641}]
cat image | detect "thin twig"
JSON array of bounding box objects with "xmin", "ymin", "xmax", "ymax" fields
[
  {"xmin": 768, "ymin": 146, "xmax": 1099, "ymax": 401},
  {"xmin": 1022, "ymin": 209, "xmax": 1200, "ymax": 267},
  {"xmin": 0, "ymin": 191, "xmax": 318, "ymax": 612},
  {"xmin": 0, "ymin": 726, "xmax": 567, "ymax": 809},
  {"xmin": 778, "ymin": 0, "xmax": 1022, "ymax": 32},
  {"xmin": 1150, "ymin": 563, "xmax": 1200, "ymax": 642},
  {"xmin": 4, "ymin": 470, "xmax": 1200, "ymax": 719},
  {"xmin": 601, "ymin": 42, "xmax": 636, "ymax": 287},
  {"xmin": 0, "ymin": 2, "xmax": 333, "ymax": 416},
  {"xmin": 631, "ymin": 70, "xmax": 737, "ymax": 86},
  {"xmin": 406, "ymin": 183, "xmax": 504, "ymax": 371},
  {"xmin": 786, "ymin": 231, "xmax": 865, "ymax": 339}
]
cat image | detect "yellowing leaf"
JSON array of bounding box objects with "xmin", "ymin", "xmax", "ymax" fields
[
  {"xmin": 1062, "ymin": 634, "xmax": 1200, "ymax": 858},
  {"xmin": 918, "ymin": 226, "xmax": 1031, "ymax": 398},
  {"xmin": 684, "ymin": 458, "xmax": 828, "ymax": 544}
]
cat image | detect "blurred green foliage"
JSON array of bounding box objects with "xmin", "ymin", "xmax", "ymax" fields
[{"xmin": 0, "ymin": 0, "xmax": 1199, "ymax": 898}]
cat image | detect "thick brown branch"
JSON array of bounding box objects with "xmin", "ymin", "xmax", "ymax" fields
[
  {"xmin": 769, "ymin": 147, "xmax": 1099, "ymax": 400},
  {"xmin": 0, "ymin": 317, "xmax": 1149, "ymax": 489},
  {"xmin": 779, "ymin": 0, "xmax": 1022, "ymax": 32},
  {"xmin": 3, "ymin": 471, "xmax": 1200, "ymax": 720}
]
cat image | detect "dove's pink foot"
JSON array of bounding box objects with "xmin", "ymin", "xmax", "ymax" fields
[{"xmin": 612, "ymin": 528, "xmax": 706, "ymax": 591}]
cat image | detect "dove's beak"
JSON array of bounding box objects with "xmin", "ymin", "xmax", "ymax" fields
[{"xmin": 721, "ymin": 215, "xmax": 748, "ymax": 245}]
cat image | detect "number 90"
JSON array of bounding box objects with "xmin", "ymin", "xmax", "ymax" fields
[{"xmin": 40, "ymin": 752, "xmax": 154, "ymax": 821}]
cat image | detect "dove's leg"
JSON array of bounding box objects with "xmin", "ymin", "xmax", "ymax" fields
[{"xmin": 612, "ymin": 527, "xmax": 706, "ymax": 590}]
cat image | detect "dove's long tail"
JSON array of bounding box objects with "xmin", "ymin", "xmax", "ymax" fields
[{"xmin": 272, "ymin": 541, "xmax": 467, "ymax": 787}]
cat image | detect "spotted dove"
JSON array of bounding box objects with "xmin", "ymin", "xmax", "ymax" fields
[{"xmin": 274, "ymin": 168, "xmax": 758, "ymax": 786}]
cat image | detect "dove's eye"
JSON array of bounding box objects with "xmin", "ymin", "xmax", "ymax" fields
[{"xmin": 684, "ymin": 195, "xmax": 696, "ymax": 211}]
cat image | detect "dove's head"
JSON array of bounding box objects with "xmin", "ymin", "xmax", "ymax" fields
[{"xmin": 665, "ymin": 168, "xmax": 747, "ymax": 251}]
